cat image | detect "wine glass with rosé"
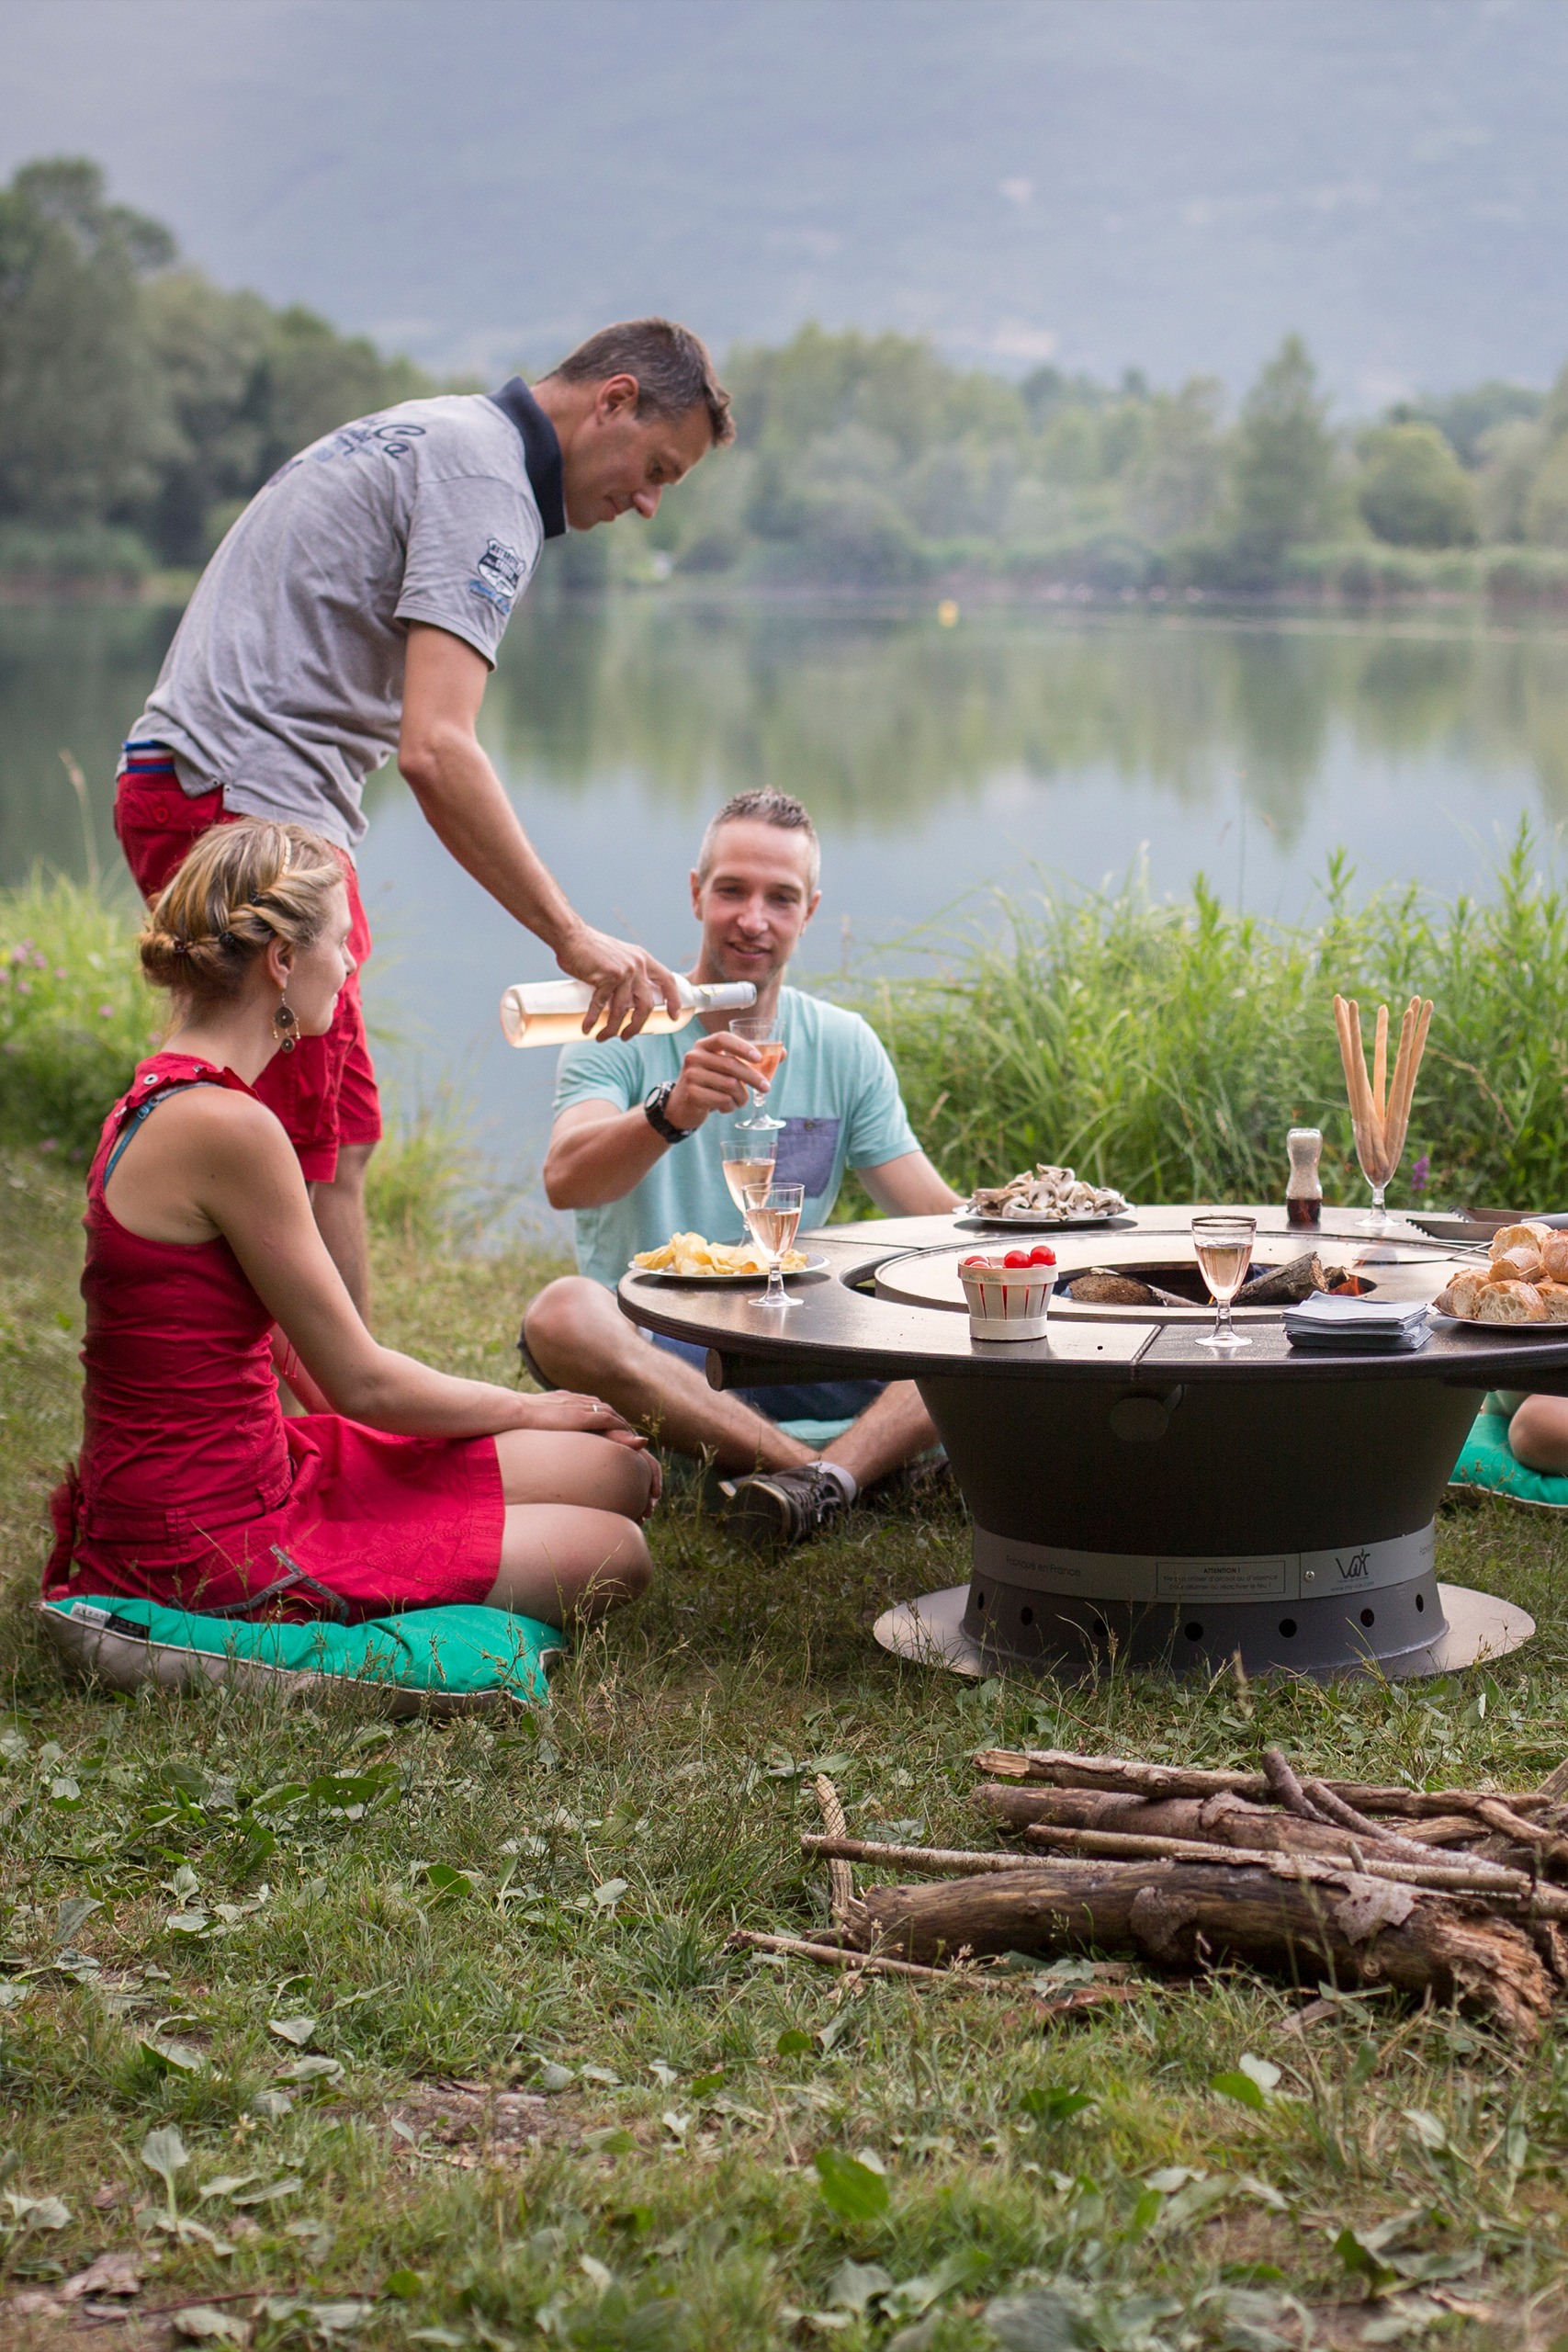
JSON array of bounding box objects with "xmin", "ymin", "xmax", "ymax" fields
[
  {"xmin": 1191, "ymin": 1213, "xmax": 1256, "ymax": 1352},
  {"xmin": 742, "ymin": 1179, "xmax": 805, "ymax": 1310},
  {"xmin": 730, "ymin": 1013, "xmax": 786, "ymax": 1138}
]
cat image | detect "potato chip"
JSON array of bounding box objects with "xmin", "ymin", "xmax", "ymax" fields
[{"xmin": 632, "ymin": 1231, "xmax": 809, "ymax": 1275}]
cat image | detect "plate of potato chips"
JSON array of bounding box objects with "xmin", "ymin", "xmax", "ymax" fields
[{"xmin": 629, "ymin": 1231, "xmax": 826, "ymax": 1283}]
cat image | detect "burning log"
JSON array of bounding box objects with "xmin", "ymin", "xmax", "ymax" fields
[
  {"xmin": 841, "ymin": 1858, "xmax": 1556, "ymax": 2041},
  {"xmin": 1234, "ymin": 1252, "xmax": 1328, "ymax": 1306}
]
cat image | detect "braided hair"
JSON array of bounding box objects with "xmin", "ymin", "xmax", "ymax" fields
[{"xmin": 139, "ymin": 820, "xmax": 344, "ymax": 1004}]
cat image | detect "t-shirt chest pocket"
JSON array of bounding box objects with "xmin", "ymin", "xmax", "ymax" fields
[{"xmin": 773, "ymin": 1117, "xmax": 840, "ymax": 1197}]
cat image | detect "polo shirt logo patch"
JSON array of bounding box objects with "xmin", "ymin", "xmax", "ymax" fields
[
  {"xmin": 315, "ymin": 418, "xmax": 429, "ymax": 464},
  {"xmin": 773, "ymin": 1116, "xmax": 840, "ymax": 1197},
  {"xmin": 471, "ymin": 537, "xmax": 524, "ymax": 610}
]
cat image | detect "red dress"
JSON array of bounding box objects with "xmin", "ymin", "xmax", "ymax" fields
[{"xmin": 46, "ymin": 1054, "xmax": 504, "ymax": 1619}]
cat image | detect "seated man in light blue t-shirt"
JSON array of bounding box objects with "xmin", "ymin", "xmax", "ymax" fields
[{"xmin": 522, "ymin": 789, "xmax": 960, "ymax": 1546}]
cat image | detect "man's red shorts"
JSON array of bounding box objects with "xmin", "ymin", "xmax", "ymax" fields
[{"xmin": 114, "ymin": 759, "xmax": 381, "ymax": 1184}]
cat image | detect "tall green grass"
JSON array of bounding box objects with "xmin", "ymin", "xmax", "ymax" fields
[
  {"xmin": 0, "ymin": 875, "xmax": 483, "ymax": 1243},
  {"xmin": 855, "ymin": 829, "xmax": 1568, "ymax": 1211}
]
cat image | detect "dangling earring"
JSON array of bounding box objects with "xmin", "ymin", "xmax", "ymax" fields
[{"xmin": 273, "ymin": 995, "xmax": 299, "ymax": 1053}]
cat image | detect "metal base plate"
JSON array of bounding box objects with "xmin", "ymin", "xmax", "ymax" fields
[{"xmin": 873, "ymin": 1581, "xmax": 1534, "ymax": 1682}]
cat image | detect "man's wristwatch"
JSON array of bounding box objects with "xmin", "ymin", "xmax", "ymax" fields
[{"xmin": 643, "ymin": 1081, "xmax": 693, "ymax": 1144}]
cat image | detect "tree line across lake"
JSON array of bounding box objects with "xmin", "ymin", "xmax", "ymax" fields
[{"xmin": 6, "ymin": 154, "xmax": 1568, "ymax": 601}]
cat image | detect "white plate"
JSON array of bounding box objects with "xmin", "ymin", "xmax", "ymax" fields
[
  {"xmin": 953, "ymin": 1207, "xmax": 1134, "ymax": 1231},
  {"xmin": 1430, "ymin": 1309, "xmax": 1568, "ymax": 1337},
  {"xmin": 628, "ymin": 1253, "xmax": 829, "ymax": 1285}
]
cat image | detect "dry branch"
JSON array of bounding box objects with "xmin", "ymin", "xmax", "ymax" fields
[
  {"xmin": 975, "ymin": 1748, "xmax": 1552, "ymax": 1818},
  {"xmin": 726, "ymin": 1928, "xmax": 1000, "ymax": 1985},
  {"xmin": 974, "ymin": 1781, "xmax": 1480, "ymax": 1857},
  {"xmin": 843, "ymin": 1859, "xmax": 1555, "ymax": 2041}
]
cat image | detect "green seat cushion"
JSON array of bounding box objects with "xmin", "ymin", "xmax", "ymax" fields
[
  {"xmin": 1448, "ymin": 1409, "xmax": 1568, "ymax": 1515},
  {"xmin": 37, "ymin": 1595, "xmax": 563, "ymax": 1715}
]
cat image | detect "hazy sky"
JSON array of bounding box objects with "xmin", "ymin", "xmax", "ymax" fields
[{"xmin": 3, "ymin": 0, "xmax": 1563, "ymax": 404}]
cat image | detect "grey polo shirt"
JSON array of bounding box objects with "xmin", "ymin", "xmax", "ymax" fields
[{"xmin": 130, "ymin": 378, "xmax": 566, "ymax": 850}]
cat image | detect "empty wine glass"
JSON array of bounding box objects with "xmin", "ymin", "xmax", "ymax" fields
[{"xmin": 1191, "ymin": 1213, "xmax": 1256, "ymax": 1352}]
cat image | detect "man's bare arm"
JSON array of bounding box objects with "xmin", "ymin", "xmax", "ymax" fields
[
  {"xmin": 543, "ymin": 1033, "xmax": 765, "ymax": 1209},
  {"xmin": 857, "ymin": 1149, "xmax": 961, "ymax": 1215},
  {"xmin": 398, "ymin": 622, "xmax": 679, "ymax": 1035}
]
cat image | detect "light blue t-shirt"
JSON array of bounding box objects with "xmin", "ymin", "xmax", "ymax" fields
[{"xmin": 553, "ymin": 987, "xmax": 920, "ymax": 1290}]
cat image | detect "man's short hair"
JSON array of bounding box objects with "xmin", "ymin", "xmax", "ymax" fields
[
  {"xmin": 696, "ymin": 790, "xmax": 820, "ymax": 893},
  {"xmin": 547, "ymin": 319, "xmax": 735, "ymax": 447}
]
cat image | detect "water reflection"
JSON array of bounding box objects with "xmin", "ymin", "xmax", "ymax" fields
[{"xmin": 7, "ymin": 598, "xmax": 1568, "ymax": 891}]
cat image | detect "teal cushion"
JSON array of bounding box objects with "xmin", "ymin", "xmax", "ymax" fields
[
  {"xmin": 1449, "ymin": 1410, "xmax": 1568, "ymax": 1515},
  {"xmin": 37, "ymin": 1595, "xmax": 563, "ymax": 1715}
]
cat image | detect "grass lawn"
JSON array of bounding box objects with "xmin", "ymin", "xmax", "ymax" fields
[{"xmin": 3, "ymin": 1148, "xmax": 1568, "ymax": 2351}]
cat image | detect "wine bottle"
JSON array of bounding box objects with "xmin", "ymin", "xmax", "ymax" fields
[{"xmin": 500, "ymin": 976, "xmax": 757, "ymax": 1048}]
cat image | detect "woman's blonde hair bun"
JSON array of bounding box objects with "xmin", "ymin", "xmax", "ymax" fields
[{"xmin": 139, "ymin": 820, "xmax": 345, "ymax": 1002}]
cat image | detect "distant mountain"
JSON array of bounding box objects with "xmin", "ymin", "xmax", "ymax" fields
[{"xmin": 2, "ymin": 0, "xmax": 1564, "ymax": 406}]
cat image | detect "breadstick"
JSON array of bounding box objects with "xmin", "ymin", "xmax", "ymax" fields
[
  {"xmin": 1387, "ymin": 998, "xmax": 1432, "ymax": 1171},
  {"xmin": 1372, "ymin": 1002, "xmax": 1388, "ymax": 1123},
  {"xmin": 1347, "ymin": 998, "xmax": 1385, "ymax": 1176},
  {"xmin": 1333, "ymin": 996, "xmax": 1372, "ymax": 1170},
  {"xmin": 1383, "ymin": 998, "xmax": 1416, "ymax": 1168}
]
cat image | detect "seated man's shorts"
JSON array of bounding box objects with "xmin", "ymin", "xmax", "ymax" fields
[{"xmin": 115, "ymin": 754, "xmax": 381, "ymax": 1183}]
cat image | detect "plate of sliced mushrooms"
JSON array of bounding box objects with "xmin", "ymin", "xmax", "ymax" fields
[{"xmin": 955, "ymin": 1164, "xmax": 1134, "ymax": 1229}]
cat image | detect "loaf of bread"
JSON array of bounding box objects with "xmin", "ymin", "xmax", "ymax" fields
[
  {"xmin": 1475, "ymin": 1279, "xmax": 1548, "ymax": 1323},
  {"xmin": 1435, "ymin": 1267, "xmax": 1488, "ymax": 1318},
  {"xmin": 1490, "ymin": 1222, "xmax": 1552, "ymax": 1260},
  {"xmin": 1542, "ymin": 1235, "xmax": 1568, "ymax": 1284},
  {"xmin": 1536, "ymin": 1279, "xmax": 1568, "ymax": 1321}
]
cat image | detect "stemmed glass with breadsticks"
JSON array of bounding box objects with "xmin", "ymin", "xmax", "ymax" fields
[{"xmin": 1332, "ymin": 992, "xmax": 1433, "ymax": 1238}]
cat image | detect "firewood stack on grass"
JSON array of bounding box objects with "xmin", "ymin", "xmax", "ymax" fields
[{"xmin": 728, "ymin": 1747, "xmax": 1568, "ymax": 2044}]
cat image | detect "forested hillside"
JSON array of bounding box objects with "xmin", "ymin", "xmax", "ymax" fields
[{"xmin": 6, "ymin": 156, "xmax": 1568, "ymax": 601}]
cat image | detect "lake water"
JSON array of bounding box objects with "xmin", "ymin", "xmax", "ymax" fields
[{"xmin": 6, "ymin": 594, "xmax": 1568, "ymax": 1203}]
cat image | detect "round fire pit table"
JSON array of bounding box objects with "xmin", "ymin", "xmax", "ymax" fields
[{"xmin": 620, "ymin": 1207, "xmax": 1548, "ymax": 1682}]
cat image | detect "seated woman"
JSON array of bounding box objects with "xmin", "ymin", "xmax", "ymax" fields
[{"xmin": 47, "ymin": 819, "xmax": 657, "ymax": 1628}]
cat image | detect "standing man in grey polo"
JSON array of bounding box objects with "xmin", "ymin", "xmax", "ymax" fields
[{"xmin": 116, "ymin": 320, "xmax": 731, "ymax": 1317}]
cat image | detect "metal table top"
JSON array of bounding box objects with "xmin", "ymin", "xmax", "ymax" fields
[{"xmin": 618, "ymin": 1206, "xmax": 1568, "ymax": 1395}]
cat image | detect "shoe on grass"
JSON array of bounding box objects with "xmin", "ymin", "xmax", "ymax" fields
[{"xmin": 717, "ymin": 1463, "xmax": 849, "ymax": 1547}]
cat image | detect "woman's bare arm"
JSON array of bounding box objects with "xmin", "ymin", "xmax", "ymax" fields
[{"xmin": 108, "ymin": 1091, "xmax": 640, "ymax": 1445}]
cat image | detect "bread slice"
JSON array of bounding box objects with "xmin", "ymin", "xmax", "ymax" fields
[
  {"xmin": 1536, "ymin": 1280, "xmax": 1568, "ymax": 1321},
  {"xmin": 1436, "ymin": 1267, "xmax": 1487, "ymax": 1318},
  {"xmin": 1542, "ymin": 1235, "xmax": 1568, "ymax": 1285},
  {"xmin": 1475, "ymin": 1279, "xmax": 1548, "ymax": 1324},
  {"xmin": 1489, "ymin": 1245, "xmax": 1546, "ymax": 1284}
]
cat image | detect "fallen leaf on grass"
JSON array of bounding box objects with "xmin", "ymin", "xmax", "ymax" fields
[
  {"xmin": 813, "ymin": 2147, "xmax": 890, "ymax": 2222},
  {"xmin": 61, "ymin": 2249, "xmax": 141, "ymax": 2301},
  {"xmin": 267, "ymin": 2014, "xmax": 317, "ymax": 2048},
  {"xmin": 171, "ymin": 2305, "xmax": 250, "ymax": 2344}
]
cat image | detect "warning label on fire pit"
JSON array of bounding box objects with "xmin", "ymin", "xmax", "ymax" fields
[{"xmin": 1156, "ymin": 1556, "xmax": 1289, "ymax": 1600}]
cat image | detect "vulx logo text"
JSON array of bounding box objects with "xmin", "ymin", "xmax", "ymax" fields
[{"xmin": 1336, "ymin": 1550, "xmax": 1371, "ymax": 1581}]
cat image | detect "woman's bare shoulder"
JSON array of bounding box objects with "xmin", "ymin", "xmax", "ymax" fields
[{"xmin": 144, "ymin": 1081, "xmax": 298, "ymax": 1166}]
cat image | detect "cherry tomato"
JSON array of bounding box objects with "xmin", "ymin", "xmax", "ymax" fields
[
  {"xmin": 961, "ymin": 1254, "xmax": 988, "ymax": 1268},
  {"xmin": 1003, "ymin": 1248, "xmax": 1033, "ymax": 1268},
  {"xmin": 1028, "ymin": 1244, "xmax": 1057, "ymax": 1266}
]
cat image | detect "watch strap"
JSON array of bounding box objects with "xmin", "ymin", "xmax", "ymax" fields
[{"xmin": 643, "ymin": 1082, "xmax": 693, "ymax": 1144}]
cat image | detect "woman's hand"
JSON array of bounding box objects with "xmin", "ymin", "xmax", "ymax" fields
[
  {"xmin": 514, "ymin": 1389, "xmax": 649, "ymax": 1448},
  {"xmin": 514, "ymin": 1390, "xmax": 662, "ymax": 1503}
]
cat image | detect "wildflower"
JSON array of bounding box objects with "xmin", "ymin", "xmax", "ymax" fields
[
  {"xmin": 97, "ymin": 1004, "xmax": 116, "ymax": 1019},
  {"xmin": 54, "ymin": 967, "xmax": 68, "ymax": 981},
  {"xmin": 1410, "ymin": 1154, "xmax": 1429, "ymax": 1196},
  {"xmin": 16, "ymin": 979, "xmax": 29, "ymax": 996}
]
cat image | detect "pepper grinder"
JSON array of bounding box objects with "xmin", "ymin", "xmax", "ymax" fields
[{"xmin": 1286, "ymin": 1126, "xmax": 1323, "ymax": 1229}]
